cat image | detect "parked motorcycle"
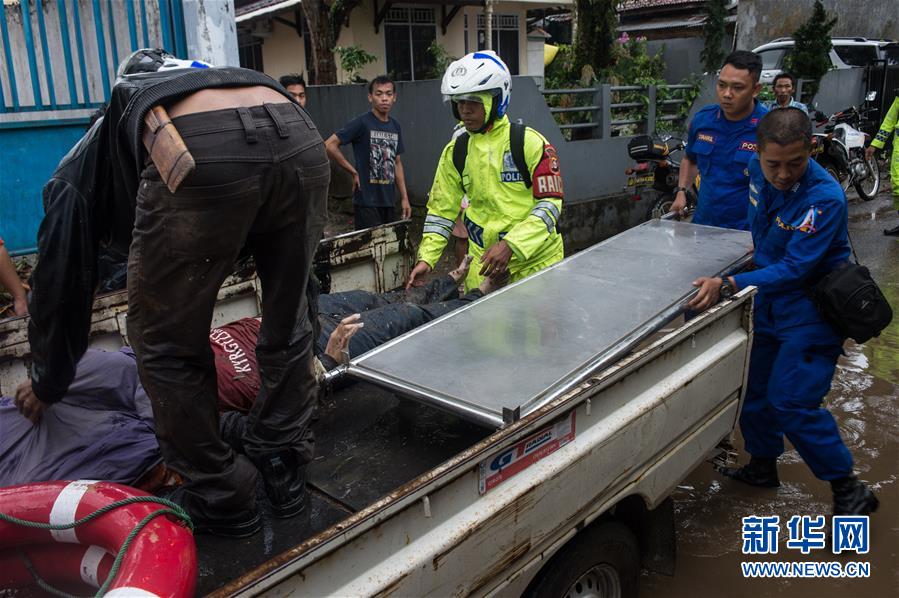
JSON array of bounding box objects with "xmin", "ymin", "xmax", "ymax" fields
[
  {"xmin": 811, "ymin": 92, "xmax": 881, "ymax": 201},
  {"xmin": 625, "ymin": 134, "xmax": 697, "ymax": 219}
]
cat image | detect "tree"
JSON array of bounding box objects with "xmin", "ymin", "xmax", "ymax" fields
[
  {"xmin": 700, "ymin": 0, "xmax": 726, "ymax": 73},
  {"xmin": 302, "ymin": 0, "xmax": 362, "ymax": 85},
  {"xmin": 786, "ymin": 0, "xmax": 837, "ymax": 99},
  {"xmin": 573, "ymin": 0, "xmax": 617, "ymax": 77}
]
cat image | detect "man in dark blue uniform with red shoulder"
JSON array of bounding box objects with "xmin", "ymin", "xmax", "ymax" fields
[
  {"xmin": 670, "ymin": 50, "xmax": 768, "ymax": 230},
  {"xmin": 689, "ymin": 108, "xmax": 878, "ymax": 516}
]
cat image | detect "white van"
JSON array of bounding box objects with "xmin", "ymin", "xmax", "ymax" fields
[{"xmin": 753, "ymin": 37, "xmax": 897, "ymax": 84}]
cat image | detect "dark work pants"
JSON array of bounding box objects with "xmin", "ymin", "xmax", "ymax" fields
[
  {"xmin": 127, "ymin": 103, "xmax": 329, "ymax": 517},
  {"xmin": 740, "ymin": 313, "xmax": 853, "ymax": 481},
  {"xmin": 353, "ymin": 205, "xmax": 395, "ymax": 230},
  {"xmin": 316, "ymin": 276, "xmax": 482, "ymax": 358}
]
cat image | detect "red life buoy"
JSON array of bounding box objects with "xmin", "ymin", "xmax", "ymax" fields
[
  {"xmin": 0, "ymin": 543, "xmax": 113, "ymax": 590},
  {"xmin": 0, "ymin": 480, "xmax": 196, "ymax": 597}
]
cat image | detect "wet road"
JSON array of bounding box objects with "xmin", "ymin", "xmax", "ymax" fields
[{"xmin": 642, "ymin": 191, "xmax": 899, "ymax": 598}]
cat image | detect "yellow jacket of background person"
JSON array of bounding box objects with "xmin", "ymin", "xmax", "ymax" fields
[{"xmin": 418, "ymin": 114, "xmax": 565, "ymax": 291}]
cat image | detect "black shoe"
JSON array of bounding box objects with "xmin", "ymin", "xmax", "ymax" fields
[
  {"xmin": 831, "ymin": 476, "xmax": 879, "ymax": 516},
  {"xmin": 253, "ymin": 450, "xmax": 308, "ymax": 518},
  {"xmin": 884, "ymin": 223, "xmax": 899, "ymax": 236},
  {"xmin": 719, "ymin": 457, "xmax": 780, "ymax": 487},
  {"xmin": 159, "ymin": 485, "xmax": 261, "ymax": 538}
]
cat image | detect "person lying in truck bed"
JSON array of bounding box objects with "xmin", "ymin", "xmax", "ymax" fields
[{"xmin": 2, "ymin": 258, "xmax": 502, "ymax": 490}]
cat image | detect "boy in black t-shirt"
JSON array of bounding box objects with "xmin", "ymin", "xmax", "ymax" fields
[{"xmin": 325, "ymin": 76, "xmax": 411, "ymax": 229}]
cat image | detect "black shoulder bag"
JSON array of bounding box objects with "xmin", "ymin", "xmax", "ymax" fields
[{"xmin": 808, "ymin": 235, "xmax": 893, "ymax": 343}]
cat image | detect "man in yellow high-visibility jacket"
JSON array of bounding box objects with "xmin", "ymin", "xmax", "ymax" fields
[
  {"xmin": 866, "ymin": 95, "xmax": 899, "ymax": 236},
  {"xmin": 406, "ymin": 51, "xmax": 564, "ymax": 291}
]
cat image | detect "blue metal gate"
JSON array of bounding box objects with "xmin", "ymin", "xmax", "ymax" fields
[{"xmin": 0, "ymin": 0, "xmax": 187, "ymax": 254}]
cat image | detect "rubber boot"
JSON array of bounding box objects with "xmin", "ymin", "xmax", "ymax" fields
[
  {"xmin": 831, "ymin": 476, "xmax": 879, "ymax": 516},
  {"xmin": 254, "ymin": 450, "xmax": 308, "ymax": 518},
  {"xmin": 158, "ymin": 485, "xmax": 261, "ymax": 538},
  {"xmin": 719, "ymin": 456, "xmax": 780, "ymax": 487}
]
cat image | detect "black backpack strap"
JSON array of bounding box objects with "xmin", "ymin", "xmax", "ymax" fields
[
  {"xmin": 509, "ymin": 121, "xmax": 532, "ymax": 189},
  {"xmin": 452, "ymin": 132, "xmax": 470, "ymax": 193}
]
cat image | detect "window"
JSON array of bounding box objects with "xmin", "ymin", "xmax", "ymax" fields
[
  {"xmin": 469, "ymin": 13, "xmax": 519, "ymax": 75},
  {"xmin": 238, "ymin": 34, "xmax": 264, "ymax": 72},
  {"xmin": 833, "ymin": 45, "xmax": 878, "ymax": 67},
  {"xmin": 757, "ymin": 49, "xmax": 784, "ymax": 70},
  {"xmin": 385, "ymin": 7, "xmax": 437, "ymax": 81}
]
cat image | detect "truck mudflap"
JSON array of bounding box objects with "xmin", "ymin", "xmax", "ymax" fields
[{"xmin": 214, "ymin": 287, "xmax": 755, "ymax": 597}]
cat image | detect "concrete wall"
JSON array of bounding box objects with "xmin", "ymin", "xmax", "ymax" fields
[
  {"xmin": 647, "ymin": 36, "xmax": 733, "ymax": 82},
  {"xmin": 306, "ymin": 76, "xmax": 635, "ymax": 207},
  {"xmin": 736, "ymin": 0, "xmax": 899, "ymax": 51},
  {"xmin": 183, "ymin": 0, "xmax": 240, "ymax": 67}
]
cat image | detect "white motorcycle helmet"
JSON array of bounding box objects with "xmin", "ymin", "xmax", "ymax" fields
[
  {"xmin": 441, "ymin": 50, "xmax": 512, "ymax": 129},
  {"xmin": 116, "ymin": 48, "xmax": 211, "ymax": 81}
]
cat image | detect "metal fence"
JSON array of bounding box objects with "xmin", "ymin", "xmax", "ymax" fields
[
  {"xmin": 0, "ymin": 0, "xmax": 188, "ymax": 254},
  {"xmin": 0, "ymin": 0, "xmax": 186, "ymax": 117},
  {"xmin": 542, "ymin": 83, "xmax": 696, "ymax": 139}
]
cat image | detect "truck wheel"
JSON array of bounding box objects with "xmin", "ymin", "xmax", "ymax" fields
[{"xmin": 526, "ymin": 521, "xmax": 639, "ymax": 598}]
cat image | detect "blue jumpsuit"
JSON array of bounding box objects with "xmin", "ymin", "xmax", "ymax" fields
[
  {"xmin": 686, "ymin": 101, "xmax": 768, "ymax": 230},
  {"xmin": 732, "ymin": 156, "xmax": 853, "ymax": 481}
]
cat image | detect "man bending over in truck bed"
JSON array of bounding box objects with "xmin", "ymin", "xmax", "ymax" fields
[{"xmin": 2, "ymin": 258, "xmax": 502, "ymax": 489}]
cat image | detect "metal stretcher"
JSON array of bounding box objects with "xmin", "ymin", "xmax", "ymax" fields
[{"xmin": 347, "ymin": 220, "xmax": 753, "ymax": 428}]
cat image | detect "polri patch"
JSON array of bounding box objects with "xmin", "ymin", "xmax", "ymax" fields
[{"xmin": 500, "ymin": 151, "xmax": 523, "ymax": 183}]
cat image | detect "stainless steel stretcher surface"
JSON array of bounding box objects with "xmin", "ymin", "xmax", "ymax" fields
[{"xmin": 348, "ymin": 220, "xmax": 753, "ymax": 427}]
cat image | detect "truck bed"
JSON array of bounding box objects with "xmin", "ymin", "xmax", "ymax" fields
[{"xmin": 196, "ymin": 382, "xmax": 490, "ymax": 594}]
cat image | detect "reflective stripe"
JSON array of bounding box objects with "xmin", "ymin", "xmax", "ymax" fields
[
  {"xmin": 423, "ymin": 224, "xmax": 451, "ymax": 239},
  {"xmin": 463, "ymin": 213, "xmax": 485, "ymax": 248},
  {"xmin": 425, "ymin": 214, "xmax": 455, "ymax": 230},
  {"xmin": 534, "ymin": 200, "xmax": 560, "ymax": 223},
  {"xmin": 531, "ymin": 208, "xmax": 555, "ymax": 233},
  {"xmin": 80, "ymin": 545, "xmax": 108, "ymax": 589},
  {"xmin": 50, "ymin": 480, "xmax": 98, "ymax": 543}
]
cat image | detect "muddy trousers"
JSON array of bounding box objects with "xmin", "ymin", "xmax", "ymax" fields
[
  {"xmin": 127, "ymin": 103, "xmax": 329, "ymax": 517},
  {"xmin": 739, "ymin": 321, "xmax": 853, "ymax": 481}
]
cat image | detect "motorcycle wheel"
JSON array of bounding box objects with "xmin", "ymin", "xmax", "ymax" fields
[
  {"xmin": 853, "ymin": 155, "xmax": 880, "ymax": 201},
  {"xmin": 819, "ymin": 159, "xmax": 850, "ymax": 191},
  {"xmin": 653, "ymin": 194, "xmax": 676, "ymax": 217}
]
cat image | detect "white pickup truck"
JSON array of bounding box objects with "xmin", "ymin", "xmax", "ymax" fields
[{"xmin": 0, "ymin": 219, "xmax": 755, "ymax": 597}]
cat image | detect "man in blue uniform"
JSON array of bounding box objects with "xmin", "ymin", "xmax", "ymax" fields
[
  {"xmin": 688, "ymin": 108, "xmax": 878, "ymax": 516},
  {"xmin": 670, "ymin": 51, "xmax": 768, "ymax": 230}
]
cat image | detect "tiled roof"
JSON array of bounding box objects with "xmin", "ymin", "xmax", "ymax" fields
[{"xmin": 618, "ymin": 0, "xmax": 704, "ymax": 11}]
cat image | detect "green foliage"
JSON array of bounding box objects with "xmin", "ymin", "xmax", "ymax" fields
[
  {"xmin": 701, "ymin": 0, "xmax": 727, "ymax": 73},
  {"xmin": 426, "ymin": 41, "xmax": 457, "ymax": 80},
  {"xmin": 757, "ymin": 86, "xmax": 775, "ymax": 104},
  {"xmin": 544, "ymin": 36, "xmax": 701, "ymax": 139},
  {"xmin": 544, "ymin": 44, "xmax": 578, "ymax": 89},
  {"xmin": 785, "ymin": 0, "xmax": 836, "ymax": 98},
  {"xmin": 573, "ymin": 0, "xmax": 618, "ymax": 76},
  {"xmin": 333, "ymin": 45, "xmax": 377, "ymax": 83}
]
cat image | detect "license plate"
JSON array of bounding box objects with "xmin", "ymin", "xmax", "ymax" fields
[{"xmin": 627, "ymin": 174, "xmax": 654, "ymax": 187}]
